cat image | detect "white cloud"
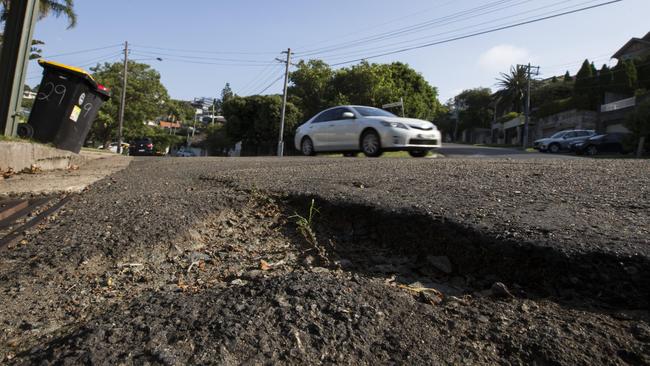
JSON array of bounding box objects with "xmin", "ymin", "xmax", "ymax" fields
[{"xmin": 478, "ymin": 45, "xmax": 532, "ymax": 73}]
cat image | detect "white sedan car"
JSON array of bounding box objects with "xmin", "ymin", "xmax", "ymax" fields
[{"xmin": 294, "ymin": 105, "xmax": 441, "ymax": 157}]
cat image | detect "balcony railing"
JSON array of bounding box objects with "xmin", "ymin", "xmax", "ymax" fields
[{"xmin": 601, "ymin": 97, "xmax": 636, "ymax": 112}]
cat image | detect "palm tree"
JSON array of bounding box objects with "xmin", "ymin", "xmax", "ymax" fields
[
  {"xmin": 495, "ymin": 65, "xmax": 528, "ymax": 113},
  {"xmin": 1, "ymin": 0, "xmax": 76, "ymax": 28}
]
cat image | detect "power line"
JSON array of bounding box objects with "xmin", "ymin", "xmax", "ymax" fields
[
  {"xmin": 130, "ymin": 43, "xmax": 279, "ymax": 56},
  {"xmin": 41, "ymin": 44, "xmax": 123, "ymax": 58},
  {"xmin": 328, "ymin": 0, "xmax": 622, "ymax": 67},
  {"xmin": 129, "ymin": 49, "xmax": 270, "ymax": 64},
  {"xmin": 295, "ymin": 0, "xmax": 525, "ymax": 57},
  {"xmin": 257, "ymin": 75, "xmax": 284, "ymax": 95},
  {"xmin": 292, "ymin": 0, "xmax": 458, "ymax": 51},
  {"xmin": 129, "ymin": 54, "xmax": 274, "ymax": 67},
  {"xmin": 308, "ymin": 0, "xmax": 604, "ymax": 63},
  {"xmin": 245, "ymin": 65, "xmax": 285, "ymax": 95},
  {"xmin": 239, "ymin": 58, "xmax": 283, "ymax": 95}
]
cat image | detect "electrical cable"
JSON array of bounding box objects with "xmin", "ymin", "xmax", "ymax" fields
[
  {"xmin": 129, "ymin": 49, "xmax": 271, "ymax": 64},
  {"xmin": 295, "ymin": 0, "xmax": 526, "ymax": 57},
  {"xmin": 41, "ymin": 43, "xmax": 123, "ymax": 58},
  {"xmin": 327, "ymin": 0, "xmax": 622, "ymax": 67},
  {"xmin": 256, "ymin": 75, "xmax": 284, "ymax": 95},
  {"xmin": 239, "ymin": 59, "xmax": 284, "ymax": 95},
  {"xmin": 244, "ymin": 64, "xmax": 286, "ymax": 96},
  {"xmin": 130, "ymin": 43, "xmax": 279, "ymax": 56},
  {"xmin": 308, "ymin": 0, "xmax": 605, "ymax": 63}
]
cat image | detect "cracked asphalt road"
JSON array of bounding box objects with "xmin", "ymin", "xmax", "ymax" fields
[{"xmin": 1, "ymin": 156, "xmax": 648, "ymax": 364}]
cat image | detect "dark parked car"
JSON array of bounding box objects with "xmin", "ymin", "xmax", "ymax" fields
[
  {"xmin": 571, "ymin": 133, "xmax": 629, "ymax": 155},
  {"xmin": 129, "ymin": 138, "xmax": 155, "ymax": 156}
]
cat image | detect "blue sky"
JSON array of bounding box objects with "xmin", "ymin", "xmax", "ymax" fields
[{"xmin": 26, "ymin": 0, "xmax": 649, "ymax": 104}]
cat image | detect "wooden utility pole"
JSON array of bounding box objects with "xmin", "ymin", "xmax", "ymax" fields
[
  {"xmin": 518, "ymin": 63, "xmax": 539, "ymax": 149},
  {"xmin": 117, "ymin": 41, "xmax": 128, "ymax": 154},
  {"xmin": 277, "ymin": 48, "xmax": 291, "ymax": 157},
  {"xmin": 0, "ymin": 0, "xmax": 40, "ymax": 136}
]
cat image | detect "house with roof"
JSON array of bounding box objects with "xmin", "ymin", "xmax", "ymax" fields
[{"xmin": 612, "ymin": 31, "xmax": 650, "ymax": 61}]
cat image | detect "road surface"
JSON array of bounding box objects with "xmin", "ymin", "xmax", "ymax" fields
[
  {"xmin": 438, "ymin": 143, "xmax": 578, "ymax": 159},
  {"xmin": 1, "ymin": 157, "xmax": 648, "ymax": 365}
]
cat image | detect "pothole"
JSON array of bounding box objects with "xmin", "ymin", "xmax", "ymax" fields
[{"xmin": 281, "ymin": 195, "xmax": 649, "ymax": 311}]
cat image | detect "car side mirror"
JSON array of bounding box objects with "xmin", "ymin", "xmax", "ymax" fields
[{"xmin": 342, "ymin": 112, "xmax": 355, "ymax": 119}]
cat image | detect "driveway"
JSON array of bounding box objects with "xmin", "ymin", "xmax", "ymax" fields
[{"xmin": 439, "ymin": 143, "xmax": 579, "ymax": 159}]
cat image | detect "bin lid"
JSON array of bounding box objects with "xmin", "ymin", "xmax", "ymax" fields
[{"xmin": 38, "ymin": 59, "xmax": 111, "ymax": 99}]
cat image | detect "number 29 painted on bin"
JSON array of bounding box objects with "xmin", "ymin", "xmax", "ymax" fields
[{"xmin": 36, "ymin": 82, "xmax": 67, "ymax": 106}]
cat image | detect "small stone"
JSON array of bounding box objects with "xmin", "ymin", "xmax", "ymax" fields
[
  {"xmin": 419, "ymin": 290, "xmax": 443, "ymax": 305},
  {"xmin": 303, "ymin": 255, "xmax": 315, "ymax": 266},
  {"xmin": 490, "ymin": 282, "xmax": 514, "ymax": 298},
  {"xmin": 311, "ymin": 267, "xmax": 329, "ymax": 273},
  {"xmin": 426, "ymin": 256, "xmax": 453, "ymax": 274},
  {"xmin": 274, "ymin": 296, "xmax": 290, "ymax": 308},
  {"xmin": 230, "ymin": 279, "xmax": 247, "ymax": 286},
  {"xmin": 260, "ymin": 260, "xmax": 271, "ymax": 271}
]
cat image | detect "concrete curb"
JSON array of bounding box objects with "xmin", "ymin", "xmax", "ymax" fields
[{"xmin": 0, "ymin": 141, "xmax": 111, "ymax": 173}]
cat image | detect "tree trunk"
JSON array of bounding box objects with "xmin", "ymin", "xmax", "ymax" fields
[{"xmin": 636, "ymin": 136, "xmax": 646, "ymax": 158}]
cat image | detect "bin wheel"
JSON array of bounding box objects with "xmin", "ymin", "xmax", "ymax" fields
[{"xmin": 17, "ymin": 124, "xmax": 34, "ymax": 139}]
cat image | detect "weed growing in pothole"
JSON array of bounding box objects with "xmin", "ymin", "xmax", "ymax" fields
[{"xmin": 290, "ymin": 199, "xmax": 329, "ymax": 264}]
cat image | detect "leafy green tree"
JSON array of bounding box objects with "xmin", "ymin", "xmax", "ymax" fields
[
  {"xmin": 532, "ymin": 81, "xmax": 573, "ymax": 111},
  {"xmin": 89, "ymin": 61, "xmax": 170, "ymax": 148},
  {"xmin": 204, "ymin": 123, "xmax": 232, "ymax": 156},
  {"xmin": 165, "ymin": 99, "xmax": 194, "ymax": 123},
  {"xmin": 454, "ymin": 88, "xmax": 493, "ymax": 130},
  {"xmin": 564, "ymin": 71, "xmax": 572, "ymax": 82},
  {"xmin": 223, "ymin": 95, "xmax": 300, "ymax": 154},
  {"xmin": 1, "ymin": 0, "xmax": 77, "ymax": 28},
  {"xmin": 213, "ymin": 82, "xmax": 235, "ymax": 114},
  {"xmin": 612, "ymin": 59, "xmax": 638, "ymax": 95},
  {"xmin": 598, "ymin": 64, "xmax": 613, "ymax": 101},
  {"xmin": 496, "ymin": 65, "xmax": 528, "ymax": 113},
  {"xmin": 635, "ymin": 56, "xmax": 650, "ymax": 91},
  {"xmin": 573, "ymin": 59, "xmax": 600, "ymax": 109},
  {"xmin": 329, "ymin": 61, "xmax": 441, "ymax": 119},
  {"xmin": 288, "ymin": 59, "xmax": 334, "ymax": 120}
]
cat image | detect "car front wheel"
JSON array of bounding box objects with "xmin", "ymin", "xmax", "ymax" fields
[
  {"xmin": 408, "ymin": 149, "xmax": 429, "ymax": 158},
  {"xmin": 301, "ymin": 137, "xmax": 316, "ymax": 156},
  {"xmin": 548, "ymin": 143, "xmax": 560, "ymax": 153},
  {"xmin": 361, "ymin": 130, "xmax": 382, "ymax": 157}
]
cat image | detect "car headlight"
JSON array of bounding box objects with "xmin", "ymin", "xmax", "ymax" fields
[{"xmin": 381, "ymin": 121, "xmax": 409, "ymax": 130}]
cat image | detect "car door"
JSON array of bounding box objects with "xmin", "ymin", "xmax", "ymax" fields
[
  {"xmin": 562, "ymin": 131, "xmax": 578, "ymax": 148},
  {"xmin": 307, "ymin": 110, "xmax": 335, "ymax": 150},
  {"xmin": 317, "ymin": 108, "xmax": 346, "ymax": 151},
  {"xmin": 328, "ymin": 107, "xmax": 359, "ymax": 150}
]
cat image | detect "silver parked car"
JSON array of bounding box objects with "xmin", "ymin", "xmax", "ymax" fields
[
  {"xmin": 533, "ymin": 129, "xmax": 596, "ymax": 153},
  {"xmin": 294, "ymin": 105, "xmax": 442, "ymax": 157}
]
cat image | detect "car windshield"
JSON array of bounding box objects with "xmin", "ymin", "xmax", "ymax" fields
[
  {"xmin": 550, "ymin": 132, "xmax": 566, "ymax": 138},
  {"xmin": 353, "ymin": 106, "xmax": 397, "ymax": 117}
]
